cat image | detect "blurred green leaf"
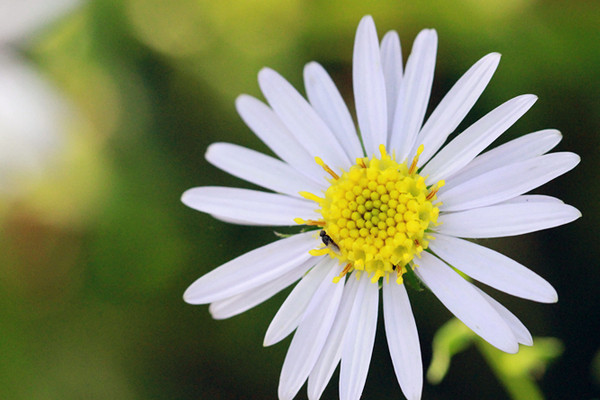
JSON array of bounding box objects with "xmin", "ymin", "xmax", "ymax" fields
[
  {"xmin": 427, "ymin": 318, "xmax": 475, "ymax": 384},
  {"xmin": 428, "ymin": 318, "xmax": 564, "ymax": 400},
  {"xmin": 476, "ymin": 337, "xmax": 564, "ymax": 400}
]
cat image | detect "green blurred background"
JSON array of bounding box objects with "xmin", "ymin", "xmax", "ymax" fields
[{"xmin": 0, "ymin": 0, "xmax": 598, "ymax": 399}]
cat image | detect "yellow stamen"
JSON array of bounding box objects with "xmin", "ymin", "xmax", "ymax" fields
[
  {"xmin": 426, "ymin": 179, "xmax": 445, "ymax": 201},
  {"xmin": 408, "ymin": 144, "xmax": 424, "ymax": 175},
  {"xmin": 315, "ymin": 156, "xmax": 340, "ymax": 180},
  {"xmin": 309, "ymin": 248, "xmax": 330, "ymax": 256},
  {"xmin": 294, "ymin": 217, "xmax": 326, "ymax": 226},
  {"xmin": 396, "ymin": 265, "xmax": 406, "ymax": 284},
  {"xmin": 299, "ymin": 191, "xmax": 324, "ymax": 204},
  {"xmin": 333, "ymin": 263, "xmax": 352, "ymax": 283},
  {"xmin": 302, "ymin": 144, "xmax": 441, "ymax": 285}
]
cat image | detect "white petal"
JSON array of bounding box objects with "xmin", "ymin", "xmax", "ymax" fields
[
  {"xmin": 474, "ymin": 287, "xmax": 533, "ymax": 346},
  {"xmin": 208, "ymin": 257, "xmax": 314, "ymax": 320},
  {"xmin": 380, "ymin": 30, "xmax": 403, "ymax": 132},
  {"xmin": 429, "ymin": 234, "xmax": 558, "ymax": 303},
  {"xmin": 340, "ymin": 276, "xmax": 379, "ymax": 400},
  {"xmin": 205, "ymin": 142, "xmax": 324, "ymax": 198},
  {"xmin": 415, "ymin": 252, "xmax": 518, "ymax": 353},
  {"xmin": 235, "ymin": 94, "xmax": 325, "ymax": 182},
  {"xmin": 264, "ymin": 257, "xmax": 332, "ymax": 346},
  {"xmin": 258, "ymin": 68, "xmax": 351, "ymax": 171},
  {"xmin": 278, "ymin": 260, "xmax": 344, "ymax": 400},
  {"xmin": 414, "ymin": 53, "xmax": 501, "ymax": 166},
  {"xmin": 353, "ymin": 15, "xmax": 387, "ymax": 156},
  {"xmin": 444, "ymin": 129, "xmax": 563, "ymax": 189},
  {"xmin": 208, "ymin": 213, "xmax": 271, "ymax": 226},
  {"xmin": 500, "ymin": 194, "xmax": 564, "ymax": 205},
  {"xmin": 307, "ymin": 273, "xmax": 360, "ymax": 400},
  {"xmin": 383, "ymin": 280, "xmax": 422, "ymax": 400},
  {"xmin": 304, "ymin": 62, "xmax": 363, "ymax": 160},
  {"xmin": 183, "ymin": 232, "xmax": 316, "ymax": 304},
  {"xmin": 389, "ymin": 29, "xmax": 437, "ymax": 162},
  {"xmin": 422, "ymin": 94, "xmax": 537, "ymax": 184},
  {"xmin": 181, "ymin": 186, "xmax": 319, "ymax": 226},
  {"xmin": 437, "ymin": 201, "xmax": 581, "ymax": 238},
  {"xmin": 439, "ymin": 152, "xmax": 580, "ymax": 211}
]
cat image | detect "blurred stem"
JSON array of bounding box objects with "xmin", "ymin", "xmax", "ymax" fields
[{"xmin": 475, "ymin": 341, "xmax": 545, "ymax": 400}]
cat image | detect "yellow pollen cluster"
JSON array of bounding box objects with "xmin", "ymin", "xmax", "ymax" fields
[{"xmin": 299, "ymin": 145, "xmax": 444, "ymax": 284}]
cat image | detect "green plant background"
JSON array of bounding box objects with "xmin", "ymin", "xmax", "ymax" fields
[{"xmin": 1, "ymin": 0, "xmax": 598, "ymax": 399}]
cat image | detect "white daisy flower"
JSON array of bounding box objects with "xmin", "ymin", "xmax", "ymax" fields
[{"xmin": 182, "ymin": 15, "xmax": 581, "ymax": 400}]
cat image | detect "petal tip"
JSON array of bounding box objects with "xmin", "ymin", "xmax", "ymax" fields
[
  {"xmin": 521, "ymin": 336, "xmax": 534, "ymax": 346},
  {"xmin": 359, "ymin": 14, "xmax": 375, "ymax": 26},
  {"xmin": 183, "ymin": 286, "xmax": 202, "ymax": 305},
  {"xmin": 257, "ymin": 67, "xmax": 281, "ymax": 88},
  {"xmin": 505, "ymin": 342, "xmax": 520, "ymax": 354},
  {"xmin": 570, "ymin": 205, "xmax": 583, "ymax": 220},
  {"xmin": 234, "ymin": 93, "xmax": 256, "ymax": 112},
  {"xmin": 486, "ymin": 52, "xmax": 502, "ymax": 66},
  {"xmin": 204, "ymin": 142, "xmax": 219, "ymax": 160},
  {"xmin": 180, "ymin": 188, "xmax": 196, "ymax": 207},
  {"xmin": 382, "ymin": 29, "xmax": 399, "ymax": 41},
  {"xmin": 356, "ymin": 15, "xmax": 377, "ymax": 42},
  {"xmin": 263, "ymin": 330, "xmax": 276, "ymax": 347},
  {"xmin": 524, "ymin": 93, "xmax": 539, "ymax": 104}
]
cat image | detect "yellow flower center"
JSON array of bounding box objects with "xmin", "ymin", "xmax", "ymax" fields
[{"xmin": 297, "ymin": 145, "xmax": 444, "ymax": 284}]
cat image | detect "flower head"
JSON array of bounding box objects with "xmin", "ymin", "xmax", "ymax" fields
[{"xmin": 182, "ymin": 15, "xmax": 580, "ymax": 400}]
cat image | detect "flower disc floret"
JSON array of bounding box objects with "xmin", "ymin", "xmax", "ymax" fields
[{"xmin": 308, "ymin": 145, "xmax": 443, "ymax": 284}]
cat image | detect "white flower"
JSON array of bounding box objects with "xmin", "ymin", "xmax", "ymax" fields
[
  {"xmin": 182, "ymin": 15, "xmax": 581, "ymax": 400},
  {"xmin": 0, "ymin": 0, "xmax": 79, "ymax": 196}
]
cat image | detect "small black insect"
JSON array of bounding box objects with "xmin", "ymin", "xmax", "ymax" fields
[{"xmin": 320, "ymin": 230, "xmax": 340, "ymax": 252}]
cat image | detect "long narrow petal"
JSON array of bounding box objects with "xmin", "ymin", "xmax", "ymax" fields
[
  {"xmin": 353, "ymin": 15, "xmax": 387, "ymax": 156},
  {"xmin": 414, "ymin": 53, "xmax": 501, "ymax": 165},
  {"xmin": 439, "ymin": 152, "xmax": 580, "ymax": 211},
  {"xmin": 206, "ymin": 142, "xmax": 325, "ymax": 198},
  {"xmin": 383, "ymin": 280, "xmax": 422, "ymax": 400},
  {"xmin": 415, "ymin": 252, "xmax": 519, "ymax": 353},
  {"xmin": 422, "ymin": 94, "xmax": 537, "ymax": 184},
  {"xmin": 304, "ymin": 62, "xmax": 363, "ymax": 160},
  {"xmin": 443, "ymin": 129, "xmax": 562, "ymax": 189},
  {"xmin": 389, "ymin": 29, "xmax": 437, "ymax": 162},
  {"xmin": 307, "ymin": 274, "xmax": 360, "ymax": 400},
  {"xmin": 437, "ymin": 202, "xmax": 581, "ymax": 238},
  {"xmin": 183, "ymin": 232, "xmax": 316, "ymax": 304},
  {"xmin": 264, "ymin": 257, "xmax": 332, "ymax": 346},
  {"xmin": 181, "ymin": 186, "xmax": 319, "ymax": 226},
  {"xmin": 473, "ymin": 287, "xmax": 533, "ymax": 346},
  {"xmin": 500, "ymin": 194, "xmax": 564, "ymax": 205},
  {"xmin": 258, "ymin": 68, "xmax": 351, "ymax": 171},
  {"xmin": 235, "ymin": 94, "xmax": 325, "ymax": 182},
  {"xmin": 380, "ymin": 30, "xmax": 403, "ymax": 132},
  {"xmin": 208, "ymin": 257, "xmax": 315, "ymax": 320},
  {"xmin": 340, "ymin": 276, "xmax": 379, "ymax": 400},
  {"xmin": 429, "ymin": 234, "xmax": 558, "ymax": 303},
  {"xmin": 208, "ymin": 213, "xmax": 275, "ymax": 226},
  {"xmin": 278, "ymin": 260, "xmax": 344, "ymax": 400}
]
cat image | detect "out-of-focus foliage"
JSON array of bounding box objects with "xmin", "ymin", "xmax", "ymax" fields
[
  {"xmin": 427, "ymin": 318, "xmax": 475, "ymax": 385},
  {"xmin": 0, "ymin": 0, "xmax": 598, "ymax": 399},
  {"xmin": 427, "ymin": 318, "xmax": 564, "ymax": 400}
]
